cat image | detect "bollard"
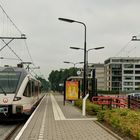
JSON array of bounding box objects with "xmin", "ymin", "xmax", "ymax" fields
[{"xmin": 82, "ymin": 94, "xmax": 89, "ymax": 116}]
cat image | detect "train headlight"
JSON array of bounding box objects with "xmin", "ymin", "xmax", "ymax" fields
[{"xmin": 13, "ymin": 97, "xmax": 22, "ymax": 101}]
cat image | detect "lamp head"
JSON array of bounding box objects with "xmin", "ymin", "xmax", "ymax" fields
[
  {"xmin": 70, "ymin": 47, "xmax": 81, "ymax": 50},
  {"xmin": 63, "ymin": 61, "xmax": 70, "ymax": 64},
  {"xmin": 94, "ymin": 47, "xmax": 104, "ymax": 50},
  {"xmin": 58, "ymin": 18, "xmax": 75, "ymax": 23}
]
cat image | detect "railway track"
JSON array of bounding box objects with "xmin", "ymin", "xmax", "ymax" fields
[
  {"xmin": 0, "ymin": 119, "xmax": 25, "ymax": 140},
  {"xmin": 3, "ymin": 124, "xmax": 22, "ymax": 140}
]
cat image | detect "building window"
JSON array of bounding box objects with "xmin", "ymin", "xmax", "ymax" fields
[
  {"xmin": 112, "ymin": 88, "xmax": 119, "ymax": 91},
  {"xmin": 112, "ymin": 82, "xmax": 120, "ymax": 87},
  {"xmin": 135, "ymin": 82, "xmax": 140, "ymax": 86},
  {"xmin": 124, "ymin": 76, "xmax": 133, "ymax": 80},
  {"xmin": 112, "ymin": 64, "xmax": 121, "ymax": 69},
  {"xmin": 135, "ymin": 70, "xmax": 140, "ymax": 74},
  {"xmin": 135, "ymin": 76, "xmax": 140, "ymax": 80},
  {"xmin": 124, "ymin": 64, "xmax": 133, "ymax": 68},
  {"xmin": 135, "ymin": 88, "xmax": 140, "ymax": 90},
  {"xmin": 124, "ymin": 87, "xmax": 133, "ymax": 91},
  {"xmin": 124, "ymin": 70, "xmax": 133, "ymax": 74},
  {"xmin": 124, "ymin": 82, "xmax": 133, "ymax": 86},
  {"xmin": 135, "ymin": 65, "xmax": 140, "ymax": 68},
  {"xmin": 112, "ymin": 77, "xmax": 121, "ymax": 81},
  {"xmin": 112, "ymin": 71, "xmax": 122, "ymax": 75}
]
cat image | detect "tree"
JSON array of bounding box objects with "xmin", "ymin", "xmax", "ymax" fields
[
  {"xmin": 48, "ymin": 68, "xmax": 78, "ymax": 92},
  {"xmin": 37, "ymin": 77, "xmax": 50, "ymax": 92}
]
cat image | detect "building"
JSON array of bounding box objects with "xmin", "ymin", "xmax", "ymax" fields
[
  {"xmin": 104, "ymin": 57, "xmax": 140, "ymax": 92},
  {"xmin": 67, "ymin": 63, "xmax": 105, "ymax": 91},
  {"xmin": 88, "ymin": 63, "xmax": 105, "ymax": 90}
]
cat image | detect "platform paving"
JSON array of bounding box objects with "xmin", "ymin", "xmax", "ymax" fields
[{"xmin": 15, "ymin": 92, "xmax": 123, "ymax": 140}]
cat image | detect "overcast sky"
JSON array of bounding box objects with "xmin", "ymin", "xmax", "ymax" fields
[{"xmin": 0, "ymin": 0, "xmax": 140, "ymax": 79}]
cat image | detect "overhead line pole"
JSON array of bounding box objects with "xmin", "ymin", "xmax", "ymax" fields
[{"xmin": 131, "ymin": 36, "xmax": 140, "ymax": 41}]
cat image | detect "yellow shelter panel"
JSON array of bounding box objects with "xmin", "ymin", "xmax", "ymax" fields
[{"xmin": 65, "ymin": 81, "xmax": 79, "ymax": 100}]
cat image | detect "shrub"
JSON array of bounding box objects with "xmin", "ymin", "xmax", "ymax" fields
[
  {"xmin": 86, "ymin": 100, "xmax": 101, "ymax": 115},
  {"xmin": 136, "ymin": 130, "xmax": 140, "ymax": 140},
  {"xmin": 97, "ymin": 108, "xmax": 140, "ymax": 139},
  {"xmin": 74, "ymin": 99, "xmax": 82, "ymax": 109},
  {"xmin": 97, "ymin": 110, "xmax": 105, "ymax": 121},
  {"xmin": 74, "ymin": 99, "xmax": 140, "ymax": 139},
  {"xmin": 74, "ymin": 99, "xmax": 101, "ymax": 115}
]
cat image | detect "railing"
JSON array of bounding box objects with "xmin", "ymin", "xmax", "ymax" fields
[
  {"xmin": 92, "ymin": 96, "xmax": 127, "ymax": 109},
  {"xmin": 128, "ymin": 95, "xmax": 140, "ymax": 109}
]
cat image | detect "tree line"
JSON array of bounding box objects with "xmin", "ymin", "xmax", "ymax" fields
[
  {"xmin": 36, "ymin": 76, "xmax": 50, "ymax": 92},
  {"xmin": 48, "ymin": 68, "xmax": 78, "ymax": 92}
]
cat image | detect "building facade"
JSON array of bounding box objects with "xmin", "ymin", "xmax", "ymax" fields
[
  {"xmin": 104, "ymin": 57, "xmax": 140, "ymax": 92},
  {"xmin": 88, "ymin": 63, "xmax": 105, "ymax": 90}
]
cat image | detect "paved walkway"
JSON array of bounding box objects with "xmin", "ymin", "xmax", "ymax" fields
[{"xmin": 15, "ymin": 92, "xmax": 122, "ymax": 140}]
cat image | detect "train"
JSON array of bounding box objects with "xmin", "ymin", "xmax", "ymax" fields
[{"xmin": 0, "ymin": 64, "xmax": 44, "ymax": 118}]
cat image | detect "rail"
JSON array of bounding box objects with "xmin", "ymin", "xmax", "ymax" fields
[{"xmin": 4, "ymin": 124, "xmax": 22, "ymax": 140}]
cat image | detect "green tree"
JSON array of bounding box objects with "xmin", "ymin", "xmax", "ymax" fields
[
  {"xmin": 37, "ymin": 77, "xmax": 50, "ymax": 92},
  {"xmin": 48, "ymin": 68, "xmax": 78, "ymax": 92}
]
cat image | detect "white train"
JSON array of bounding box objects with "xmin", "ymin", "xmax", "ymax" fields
[{"xmin": 0, "ymin": 64, "xmax": 44, "ymax": 117}]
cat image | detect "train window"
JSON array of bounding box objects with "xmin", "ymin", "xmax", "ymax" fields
[
  {"xmin": 32, "ymin": 81, "xmax": 35, "ymax": 96},
  {"xmin": 0, "ymin": 71, "xmax": 21, "ymax": 93},
  {"xmin": 35, "ymin": 84, "xmax": 39, "ymax": 96},
  {"xmin": 23, "ymin": 82, "xmax": 31, "ymax": 97}
]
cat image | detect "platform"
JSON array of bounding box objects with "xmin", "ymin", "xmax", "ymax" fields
[{"xmin": 15, "ymin": 92, "xmax": 123, "ymax": 140}]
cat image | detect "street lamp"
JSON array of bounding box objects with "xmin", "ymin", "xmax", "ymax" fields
[
  {"xmin": 70, "ymin": 46, "xmax": 104, "ymax": 74},
  {"xmin": 59, "ymin": 17, "xmax": 87, "ymax": 97},
  {"xmin": 63, "ymin": 61, "xmax": 84, "ymax": 67},
  {"xmin": 70, "ymin": 46, "xmax": 104, "ymax": 96},
  {"xmin": 70, "ymin": 46, "xmax": 104, "ymax": 52}
]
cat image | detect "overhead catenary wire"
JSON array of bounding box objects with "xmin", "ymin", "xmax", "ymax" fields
[
  {"xmin": 24, "ymin": 40, "xmax": 35, "ymax": 66},
  {"xmin": 0, "ymin": 3, "xmax": 45, "ymax": 79},
  {"xmin": 23, "ymin": 40, "xmax": 44, "ymax": 78},
  {"xmin": 114, "ymin": 40, "xmax": 132, "ymax": 57},
  {"xmin": 0, "ymin": 3, "xmax": 24, "ymax": 62},
  {"xmin": 0, "ymin": 3, "xmax": 23, "ymax": 35},
  {"xmin": 114, "ymin": 32, "xmax": 140, "ymax": 57}
]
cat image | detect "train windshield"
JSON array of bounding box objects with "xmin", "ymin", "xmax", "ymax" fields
[{"xmin": 0, "ymin": 72, "xmax": 21, "ymax": 93}]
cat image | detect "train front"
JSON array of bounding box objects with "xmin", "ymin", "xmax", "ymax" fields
[{"xmin": 0, "ymin": 66, "xmax": 23, "ymax": 118}]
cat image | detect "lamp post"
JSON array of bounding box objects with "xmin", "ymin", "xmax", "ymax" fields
[
  {"xmin": 70, "ymin": 46, "xmax": 104, "ymax": 98},
  {"xmin": 63, "ymin": 61, "xmax": 83, "ymax": 68},
  {"xmin": 59, "ymin": 17, "xmax": 87, "ymax": 97}
]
